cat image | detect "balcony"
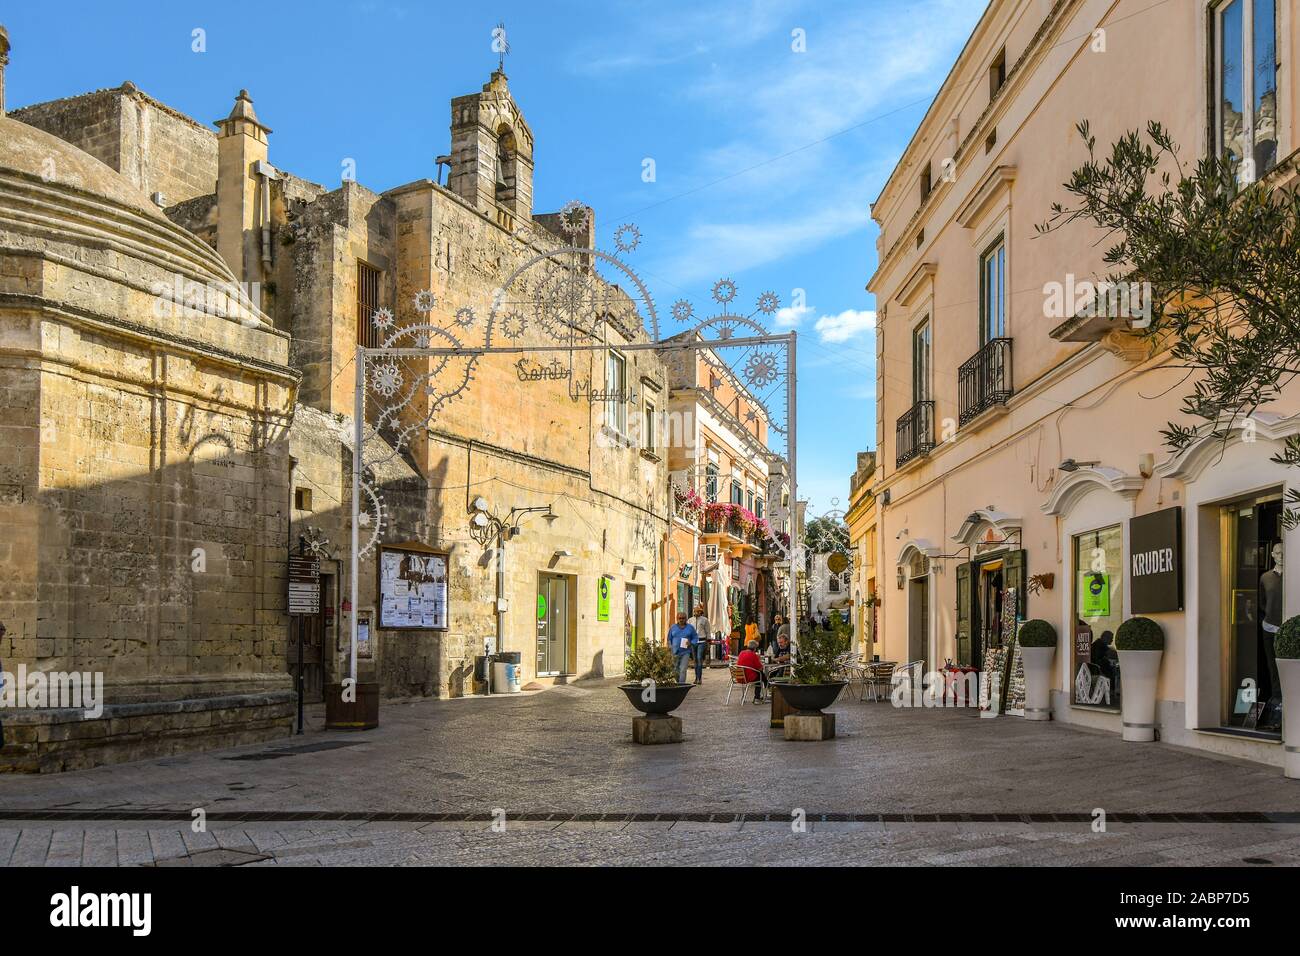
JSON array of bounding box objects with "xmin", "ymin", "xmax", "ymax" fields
[
  {"xmin": 958, "ymin": 337, "xmax": 1012, "ymax": 426},
  {"xmin": 895, "ymin": 400, "xmax": 935, "ymax": 468}
]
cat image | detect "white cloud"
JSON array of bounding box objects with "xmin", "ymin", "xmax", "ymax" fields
[
  {"xmin": 775, "ymin": 304, "xmax": 813, "ymax": 328},
  {"xmin": 814, "ymin": 309, "xmax": 875, "ymax": 343}
]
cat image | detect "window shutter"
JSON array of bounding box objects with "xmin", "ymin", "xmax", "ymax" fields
[
  {"xmin": 1005, "ymin": 549, "xmax": 1027, "ymax": 620},
  {"xmin": 955, "ymin": 562, "xmax": 973, "ymax": 666}
]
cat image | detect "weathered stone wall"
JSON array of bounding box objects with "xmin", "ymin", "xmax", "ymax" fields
[{"xmin": 1, "ymin": 115, "xmax": 297, "ymax": 770}]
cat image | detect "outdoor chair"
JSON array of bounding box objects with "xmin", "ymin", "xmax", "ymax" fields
[
  {"xmin": 726, "ymin": 663, "xmax": 764, "ymax": 705},
  {"xmin": 835, "ymin": 655, "xmax": 869, "ymax": 701},
  {"xmin": 864, "ymin": 662, "xmax": 896, "ymax": 702},
  {"xmin": 891, "ymin": 660, "xmax": 925, "ymax": 703}
]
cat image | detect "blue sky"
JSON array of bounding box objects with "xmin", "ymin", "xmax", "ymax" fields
[{"xmin": 5, "ymin": 0, "xmax": 988, "ymax": 510}]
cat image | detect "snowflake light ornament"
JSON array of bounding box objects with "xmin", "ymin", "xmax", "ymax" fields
[
  {"xmin": 712, "ymin": 278, "xmax": 737, "ymax": 304},
  {"xmin": 757, "ymin": 291, "xmax": 780, "ymax": 315},
  {"xmin": 371, "ymin": 307, "xmax": 395, "ymax": 331},
  {"xmin": 454, "ymin": 306, "xmax": 476, "ymax": 328},
  {"xmin": 613, "ymin": 223, "xmax": 641, "ymax": 253},
  {"xmin": 671, "ymin": 299, "xmax": 694, "ymax": 323},
  {"xmin": 413, "ymin": 289, "xmax": 437, "ymax": 313},
  {"xmin": 558, "ymin": 200, "xmax": 591, "ymax": 236},
  {"xmin": 500, "ymin": 312, "xmax": 527, "ymax": 338},
  {"xmin": 372, "ymin": 362, "xmax": 403, "ymax": 398},
  {"xmin": 744, "ymin": 352, "xmax": 780, "ymax": 388}
]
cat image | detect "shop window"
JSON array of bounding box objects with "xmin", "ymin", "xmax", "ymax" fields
[
  {"xmin": 1071, "ymin": 525, "xmax": 1124, "ymax": 709},
  {"xmin": 1213, "ymin": 0, "xmax": 1279, "ymax": 183},
  {"xmin": 1222, "ymin": 493, "xmax": 1284, "ymax": 733}
]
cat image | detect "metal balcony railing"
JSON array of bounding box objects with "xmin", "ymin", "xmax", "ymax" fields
[
  {"xmin": 958, "ymin": 337, "xmax": 1013, "ymax": 426},
  {"xmin": 895, "ymin": 400, "xmax": 935, "ymax": 468}
]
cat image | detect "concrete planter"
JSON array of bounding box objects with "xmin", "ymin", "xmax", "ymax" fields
[
  {"xmin": 1020, "ymin": 646, "xmax": 1054, "ymax": 721},
  {"xmin": 1280, "ymin": 658, "xmax": 1300, "ymax": 779},
  {"xmin": 1117, "ymin": 650, "xmax": 1162, "ymax": 742}
]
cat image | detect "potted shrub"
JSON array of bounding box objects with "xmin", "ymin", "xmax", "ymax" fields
[
  {"xmin": 1276, "ymin": 616, "xmax": 1300, "ymax": 779},
  {"xmin": 775, "ymin": 623, "xmax": 850, "ymax": 740},
  {"xmin": 619, "ymin": 640, "xmax": 692, "ymax": 714},
  {"xmin": 1115, "ymin": 616, "xmax": 1164, "ymax": 742},
  {"xmin": 1017, "ymin": 619, "xmax": 1057, "ymax": 722}
]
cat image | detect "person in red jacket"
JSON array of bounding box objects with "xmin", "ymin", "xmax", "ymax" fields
[{"xmin": 736, "ymin": 641, "xmax": 767, "ymax": 704}]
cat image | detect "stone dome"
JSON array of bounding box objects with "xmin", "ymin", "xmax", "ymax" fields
[
  {"xmin": 0, "ymin": 113, "xmax": 169, "ymax": 219},
  {"xmin": 0, "ymin": 113, "xmax": 257, "ymax": 302}
]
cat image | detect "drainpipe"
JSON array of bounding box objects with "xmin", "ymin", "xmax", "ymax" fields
[{"xmin": 254, "ymin": 159, "xmax": 278, "ymax": 274}]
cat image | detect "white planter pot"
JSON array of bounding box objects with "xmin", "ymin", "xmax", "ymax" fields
[
  {"xmin": 1280, "ymin": 657, "xmax": 1300, "ymax": 780},
  {"xmin": 1020, "ymin": 646, "xmax": 1054, "ymax": 721},
  {"xmin": 1117, "ymin": 649, "xmax": 1162, "ymax": 742}
]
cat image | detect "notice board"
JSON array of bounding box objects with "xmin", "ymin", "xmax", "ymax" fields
[{"xmin": 378, "ymin": 543, "xmax": 449, "ymax": 630}]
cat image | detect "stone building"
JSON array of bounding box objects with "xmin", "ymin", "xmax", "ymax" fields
[{"xmin": 0, "ymin": 24, "xmax": 669, "ymax": 770}]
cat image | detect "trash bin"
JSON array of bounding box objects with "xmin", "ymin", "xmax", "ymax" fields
[{"xmin": 491, "ymin": 651, "xmax": 522, "ymax": 694}]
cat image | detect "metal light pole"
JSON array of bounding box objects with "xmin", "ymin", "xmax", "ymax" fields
[
  {"xmin": 350, "ymin": 344, "xmax": 363, "ymax": 685},
  {"xmin": 786, "ymin": 330, "xmax": 798, "ymax": 655}
]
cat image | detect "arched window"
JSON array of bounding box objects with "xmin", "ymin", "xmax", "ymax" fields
[{"xmin": 495, "ymin": 126, "xmax": 517, "ymax": 200}]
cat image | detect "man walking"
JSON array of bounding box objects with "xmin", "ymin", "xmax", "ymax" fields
[
  {"xmin": 667, "ymin": 610, "xmax": 698, "ymax": 685},
  {"xmin": 688, "ymin": 605, "xmax": 711, "ymax": 684}
]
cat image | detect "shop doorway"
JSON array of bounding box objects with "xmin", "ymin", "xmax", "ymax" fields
[
  {"xmin": 908, "ymin": 576, "xmax": 928, "ymax": 671},
  {"xmin": 536, "ymin": 573, "xmax": 571, "ymax": 676},
  {"xmin": 1221, "ymin": 491, "xmax": 1283, "ymax": 735},
  {"xmin": 956, "ymin": 550, "xmax": 1024, "ymax": 673},
  {"xmin": 624, "ymin": 583, "xmax": 643, "ymax": 662}
]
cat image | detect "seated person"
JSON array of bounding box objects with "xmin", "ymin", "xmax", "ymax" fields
[
  {"xmin": 1090, "ymin": 630, "xmax": 1118, "ymax": 683},
  {"xmin": 736, "ymin": 641, "xmax": 767, "ymax": 703},
  {"xmin": 771, "ymin": 634, "xmax": 792, "ymax": 665}
]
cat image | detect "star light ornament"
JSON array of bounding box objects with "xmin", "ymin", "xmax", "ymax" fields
[{"xmin": 414, "ymin": 289, "xmax": 437, "ymax": 313}]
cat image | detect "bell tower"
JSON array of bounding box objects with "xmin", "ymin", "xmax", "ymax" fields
[{"xmin": 447, "ymin": 70, "xmax": 534, "ymax": 229}]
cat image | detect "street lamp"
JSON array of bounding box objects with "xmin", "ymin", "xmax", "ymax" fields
[{"xmin": 469, "ymin": 501, "xmax": 560, "ymax": 664}]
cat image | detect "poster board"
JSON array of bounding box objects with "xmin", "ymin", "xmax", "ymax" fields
[
  {"xmin": 357, "ymin": 608, "xmax": 374, "ymax": 659},
  {"xmin": 377, "ymin": 543, "xmax": 449, "ymax": 630}
]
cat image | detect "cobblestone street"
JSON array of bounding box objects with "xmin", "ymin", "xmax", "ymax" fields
[{"xmin": 2, "ymin": 676, "xmax": 1298, "ymax": 865}]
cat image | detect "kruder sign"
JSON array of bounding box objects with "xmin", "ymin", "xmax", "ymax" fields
[{"xmin": 1129, "ymin": 507, "xmax": 1183, "ymax": 613}]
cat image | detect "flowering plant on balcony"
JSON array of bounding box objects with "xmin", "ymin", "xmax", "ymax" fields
[
  {"xmin": 673, "ymin": 486, "xmax": 704, "ymax": 519},
  {"xmin": 703, "ymin": 502, "xmax": 732, "ymax": 531},
  {"xmin": 734, "ymin": 507, "xmax": 759, "ymax": 536}
]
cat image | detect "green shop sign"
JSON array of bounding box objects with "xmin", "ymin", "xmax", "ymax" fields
[
  {"xmin": 1079, "ymin": 572, "xmax": 1110, "ymax": 618},
  {"xmin": 597, "ymin": 576, "xmax": 611, "ymax": 622}
]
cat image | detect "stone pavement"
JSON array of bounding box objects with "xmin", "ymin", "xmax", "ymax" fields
[{"xmin": 1, "ymin": 674, "xmax": 1299, "ymax": 865}]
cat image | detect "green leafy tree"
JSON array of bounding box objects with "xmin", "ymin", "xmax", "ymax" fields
[{"xmin": 1040, "ymin": 121, "xmax": 1300, "ymax": 521}]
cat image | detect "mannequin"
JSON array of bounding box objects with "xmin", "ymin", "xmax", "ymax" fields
[{"xmin": 1259, "ymin": 543, "xmax": 1283, "ymax": 727}]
